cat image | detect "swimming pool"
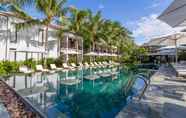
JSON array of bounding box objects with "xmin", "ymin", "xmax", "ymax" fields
[{"xmin": 5, "ymin": 66, "xmax": 143, "ymax": 118}]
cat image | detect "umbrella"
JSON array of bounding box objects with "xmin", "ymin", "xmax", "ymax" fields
[
  {"xmin": 158, "ymin": 0, "xmax": 186, "ymax": 64},
  {"xmin": 84, "ymin": 52, "xmax": 98, "ymax": 56},
  {"xmin": 61, "ymin": 49, "xmax": 81, "ymax": 55},
  {"xmin": 158, "ymin": 0, "xmax": 186, "ymax": 27}
]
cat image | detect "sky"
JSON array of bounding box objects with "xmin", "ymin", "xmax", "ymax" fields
[{"xmin": 25, "ymin": 0, "xmax": 177, "ymax": 45}]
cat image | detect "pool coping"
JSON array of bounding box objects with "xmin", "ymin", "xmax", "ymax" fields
[{"xmin": 0, "ymin": 78, "xmax": 46, "ymax": 118}]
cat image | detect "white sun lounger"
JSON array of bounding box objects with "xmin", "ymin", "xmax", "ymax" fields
[
  {"xmin": 71, "ymin": 63, "xmax": 78, "ymax": 68},
  {"xmin": 102, "ymin": 61, "xmax": 108, "ymax": 66},
  {"xmin": 90, "ymin": 62, "xmax": 96, "ymax": 68},
  {"xmin": 84, "ymin": 62, "xmax": 90, "ymax": 68},
  {"xmin": 94, "ymin": 62, "xmax": 101, "ymax": 67},
  {"xmin": 50, "ymin": 64, "xmax": 63, "ymax": 71},
  {"xmin": 177, "ymin": 71, "xmax": 186, "ymax": 77},
  {"xmin": 63, "ymin": 63, "xmax": 75, "ymax": 70},
  {"xmin": 78, "ymin": 63, "xmax": 83, "ymax": 67},
  {"xmin": 19, "ymin": 66, "xmax": 33, "ymax": 74},
  {"xmin": 98, "ymin": 62, "xmax": 105, "ymax": 67},
  {"xmin": 36, "ymin": 65, "xmax": 49, "ymax": 72}
]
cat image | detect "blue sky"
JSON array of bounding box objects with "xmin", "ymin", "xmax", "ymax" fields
[{"xmin": 25, "ymin": 0, "xmax": 175, "ymax": 45}]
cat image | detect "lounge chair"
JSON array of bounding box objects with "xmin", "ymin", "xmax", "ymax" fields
[
  {"xmin": 105, "ymin": 61, "xmax": 111, "ymax": 66},
  {"xmin": 98, "ymin": 62, "xmax": 105, "ymax": 67},
  {"xmin": 78, "ymin": 63, "xmax": 83, "ymax": 67},
  {"xmin": 19, "ymin": 66, "xmax": 33, "ymax": 74},
  {"xmin": 90, "ymin": 62, "xmax": 96, "ymax": 68},
  {"xmin": 102, "ymin": 61, "xmax": 109, "ymax": 66},
  {"xmin": 94, "ymin": 62, "xmax": 101, "ymax": 67},
  {"xmin": 50, "ymin": 64, "xmax": 63, "ymax": 71},
  {"xmin": 109, "ymin": 61, "xmax": 113, "ymax": 65},
  {"xmin": 113, "ymin": 61, "xmax": 120, "ymax": 66},
  {"xmin": 71, "ymin": 63, "xmax": 78, "ymax": 68},
  {"xmin": 36, "ymin": 65, "xmax": 49, "ymax": 72},
  {"xmin": 84, "ymin": 62, "xmax": 90, "ymax": 68},
  {"xmin": 63, "ymin": 63, "xmax": 75, "ymax": 70}
]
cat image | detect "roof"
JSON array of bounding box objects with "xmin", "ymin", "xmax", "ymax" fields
[
  {"xmin": 158, "ymin": 0, "xmax": 186, "ymax": 27},
  {"xmin": 0, "ymin": 11, "xmax": 62, "ymax": 30},
  {"xmin": 143, "ymin": 33, "xmax": 185, "ymax": 47}
]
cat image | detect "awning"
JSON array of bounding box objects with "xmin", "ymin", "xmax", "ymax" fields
[
  {"xmin": 61, "ymin": 48, "xmax": 82, "ymax": 55},
  {"xmin": 10, "ymin": 46, "xmax": 47, "ymax": 53},
  {"xmin": 158, "ymin": 45, "xmax": 186, "ymax": 51},
  {"xmin": 84, "ymin": 52, "xmax": 98, "ymax": 56},
  {"xmin": 158, "ymin": 0, "xmax": 186, "ymax": 27}
]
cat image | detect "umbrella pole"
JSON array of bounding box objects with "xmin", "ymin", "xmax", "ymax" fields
[{"xmin": 175, "ymin": 38, "xmax": 178, "ymax": 64}]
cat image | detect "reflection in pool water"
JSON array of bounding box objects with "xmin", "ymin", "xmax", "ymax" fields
[{"xmin": 5, "ymin": 67, "xmax": 142, "ymax": 118}]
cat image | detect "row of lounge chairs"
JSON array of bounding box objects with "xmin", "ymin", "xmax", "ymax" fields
[
  {"xmin": 84, "ymin": 67, "xmax": 119, "ymax": 81},
  {"xmin": 19, "ymin": 61, "xmax": 120, "ymax": 74},
  {"xmin": 174, "ymin": 63, "xmax": 186, "ymax": 77}
]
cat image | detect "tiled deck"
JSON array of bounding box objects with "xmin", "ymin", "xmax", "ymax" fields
[{"xmin": 116, "ymin": 65, "xmax": 186, "ymax": 118}]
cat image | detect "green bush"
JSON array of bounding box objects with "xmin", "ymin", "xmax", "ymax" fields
[
  {"xmin": 2, "ymin": 61, "xmax": 14, "ymax": 74},
  {"xmin": 0, "ymin": 62, "xmax": 7, "ymax": 76},
  {"xmin": 83, "ymin": 56, "xmax": 91, "ymax": 63},
  {"xmin": 68, "ymin": 56, "xmax": 77, "ymax": 64},
  {"xmin": 46, "ymin": 58, "xmax": 56, "ymax": 68},
  {"xmin": 23, "ymin": 58, "xmax": 36, "ymax": 70},
  {"xmin": 0, "ymin": 61, "xmax": 21, "ymax": 76},
  {"xmin": 55, "ymin": 56, "xmax": 63, "ymax": 67}
]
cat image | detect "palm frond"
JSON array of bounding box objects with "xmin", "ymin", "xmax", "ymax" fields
[
  {"xmin": 8, "ymin": 4, "xmax": 33, "ymax": 20},
  {"xmin": 15, "ymin": 19, "xmax": 42, "ymax": 30}
]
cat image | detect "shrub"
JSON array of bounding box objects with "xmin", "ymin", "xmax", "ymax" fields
[
  {"xmin": 2, "ymin": 61, "xmax": 13, "ymax": 74},
  {"xmin": 0, "ymin": 62, "xmax": 7, "ymax": 76},
  {"xmin": 23, "ymin": 58, "xmax": 36, "ymax": 70},
  {"xmin": 55, "ymin": 56, "xmax": 63, "ymax": 67},
  {"xmin": 68, "ymin": 56, "xmax": 76, "ymax": 64},
  {"xmin": 46, "ymin": 58, "xmax": 55, "ymax": 68}
]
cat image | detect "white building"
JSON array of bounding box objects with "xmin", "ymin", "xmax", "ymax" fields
[{"xmin": 0, "ymin": 11, "xmax": 60, "ymax": 61}]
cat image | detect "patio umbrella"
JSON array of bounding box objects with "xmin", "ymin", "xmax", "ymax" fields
[
  {"xmin": 158, "ymin": 0, "xmax": 186, "ymax": 64},
  {"xmin": 158, "ymin": 0, "xmax": 186, "ymax": 27},
  {"xmin": 61, "ymin": 49, "xmax": 81, "ymax": 55},
  {"xmin": 84, "ymin": 52, "xmax": 98, "ymax": 56}
]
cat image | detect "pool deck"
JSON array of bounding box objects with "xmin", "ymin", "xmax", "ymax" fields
[
  {"xmin": 0, "ymin": 79, "xmax": 42, "ymax": 118},
  {"xmin": 117, "ymin": 65, "xmax": 186, "ymax": 118}
]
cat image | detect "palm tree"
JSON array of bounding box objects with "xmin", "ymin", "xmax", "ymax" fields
[
  {"xmin": 67, "ymin": 6, "xmax": 88, "ymax": 34},
  {"xmin": 10, "ymin": 0, "xmax": 67, "ymax": 66},
  {"xmin": 0, "ymin": 0, "xmax": 14, "ymax": 3},
  {"xmin": 0, "ymin": 0, "xmax": 32, "ymax": 5},
  {"xmin": 85, "ymin": 10, "xmax": 104, "ymax": 53}
]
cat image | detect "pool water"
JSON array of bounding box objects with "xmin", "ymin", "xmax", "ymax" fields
[{"xmin": 5, "ymin": 67, "xmax": 142, "ymax": 118}]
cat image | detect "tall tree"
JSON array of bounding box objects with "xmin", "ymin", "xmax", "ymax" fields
[{"xmin": 84, "ymin": 10, "xmax": 104, "ymax": 53}]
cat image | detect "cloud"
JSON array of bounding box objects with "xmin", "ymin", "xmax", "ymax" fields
[
  {"xmin": 146, "ymin": 0, "xmax": 172, "ymax": 9},
  {"xmin": 130, "ymin": 14, "xmax": 182, "ymax": 45},
  {"xmin": 98, "ymin": 4, "xmax": 104, "ymax": 9},
  {"xmin": 147, "ymin": 1, "xmax": 161, "ymax": 9}
]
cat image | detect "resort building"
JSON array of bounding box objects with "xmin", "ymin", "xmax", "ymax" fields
[
  {"xmin": 0, "ymin": 11, "xmax": 60, "ymax": 61},
  {"xmin": 143, "ymin": 32, "xmax": 186, "ymax": 63},
  {"xmin": 60, "ymin": 32, "xmax": 83, "ymax": 63}
]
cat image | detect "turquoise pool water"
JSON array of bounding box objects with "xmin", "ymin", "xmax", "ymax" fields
[{"xmin": 5, "ymin": 67, "xmax": 142, "ymax": 118}]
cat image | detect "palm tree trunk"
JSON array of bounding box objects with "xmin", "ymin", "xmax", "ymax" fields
[
  {"xmin": 92, "ymin": 38, "xmax": 95, "ymax": 61},
  {"xmin": 76, "ymin": 39, "xmax": 78, "ymax": 64},
  {"xmin": 5, "ymin": 16, "xmax": 8, "ymax": 60},
  {"xmin": 44, "ymin": 25, "xmax": 49, "ymax": 68}
]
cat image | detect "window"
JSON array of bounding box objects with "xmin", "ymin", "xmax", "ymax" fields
[
  {"xmin": 38, "ymin": 29, "xmax": 44, "ymax": 46},
  {"xmin": 10, "ymin": 24, "xmax": 18, "ymax": 43}
]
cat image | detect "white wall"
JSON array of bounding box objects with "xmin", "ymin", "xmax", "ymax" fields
[{"xmin": 0, "ymin": 12, "xmax": 59, "ymax": 61}]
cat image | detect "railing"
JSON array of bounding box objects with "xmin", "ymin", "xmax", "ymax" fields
[
  {"xmin": 135, "ymin": 74, "xmax": 150, "ymax": 101},
  {"xmin": 123, "ymin": 73, "xmax": 150, "ymax": 101}
]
